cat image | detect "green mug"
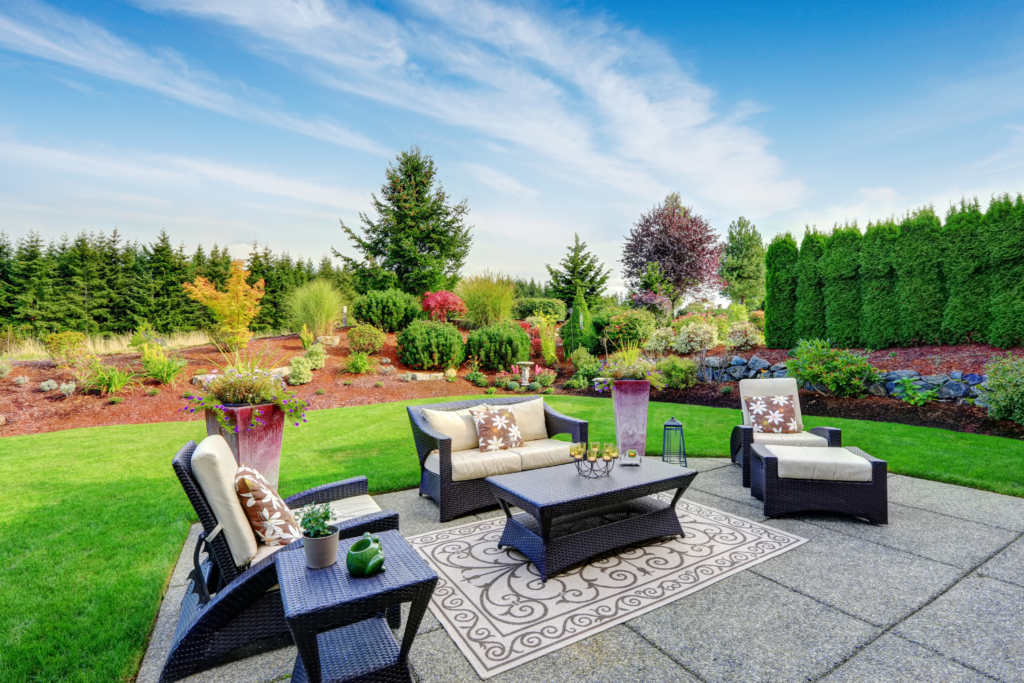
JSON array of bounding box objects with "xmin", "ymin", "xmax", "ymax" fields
[{"xmin": 346, "ymin": 532, "xmax": 387, "ymax": 577}]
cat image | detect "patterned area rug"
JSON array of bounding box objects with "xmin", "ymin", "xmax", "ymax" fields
[{"xmin": 407, "ymin": 498, "xmax": 807, "ymax": 679}]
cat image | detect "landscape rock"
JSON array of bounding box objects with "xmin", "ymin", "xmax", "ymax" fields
[
  {"xmin": 886, "ymin": 380, "xmax": 903, "ymax": 395},
  {"xmin": 697, "ymin": 368, "xmax": 720, "ymax": 382},
  {"xmin": 769, "ymin": 362, "xmax": 787, "ymax": 372},
  {"xmin": 970, "ymin": 384, "xmax": 983, "ymax": 397},
  {"xmin": 315, "ymin": 335, "xmax": 340, "ymax": 347},
  {"xmin": 725, "ymin": 365, "xmax": 746, "ymax": 380},
  {"xmin": 938, "ymin": 381, "xmax": 971, "ymax": 399},
  {"xmin": 922, "ymin": 374, "xmax": 950, "ymax": 385},
  {"xmin": 380, "ymin": 357, "xmax": 391, "ymax": 365},
  {"xmin": 747, "ymin": 357, "xmax": 771, "ymax": 373},
  {"xmin": 974, "ymin": 396, "xmax": 989, "ymax": 408},
  {"xmin": 772, "ymin": 369, "xmax": 789, "ymax": 378},
  {"xmin": 705, "ymin": 357, "xmax": 724, "ymax": 368},
  {"xmin": 405, "ymin": 372, "xmax": 444, "ymax": 381},
  {"xmin": 0, "ymin": 415, "xmax": 6, "ymax": 426},
  {"xmin": 730, "ymin": 356, "xmax": 746, "ymax": 366},
  {"xmin": 886, "ymin": 370, "xmax": 913, "ymax": 381},
  {"xmin": 963, "ymin": 373, "xmax": 983, "ymax": 386},
  {"xmin": 950, "ymin": 370, "xmax": 963, "ymax": 381},
  {"xmin": 747, "ymin": 367, "xmax": 768, "ymax": 379},
  {"xmin": 270, "ymin": 366, "xmax": 290, "ymax": 379},
  {"xmin": 867, "ymin": 382, "xmax": 888, "ymax": 397}
]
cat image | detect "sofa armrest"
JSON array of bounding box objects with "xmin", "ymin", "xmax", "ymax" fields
[
  {"xmin": 544, "ymin": 403, "xmax": 588, "ymax": 443},
  {"xmin": 730, "ymin": 425, "xmax": 753, "ymax": 463},
  {"xmin": 407, "ymin": 406, "xmax": 453, "ymax": 467},
  {"xmin": 284, "ymin": 476, "xmax": 368, "ymax": 508},
  {"xmin": 808, "ymin": 426, "xmax": 842, "ymax": 447}
]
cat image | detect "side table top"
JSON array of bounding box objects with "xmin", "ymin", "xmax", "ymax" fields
[{"xmin": 275, "ymin": 529, "xmax": 436, "ymax": 620}]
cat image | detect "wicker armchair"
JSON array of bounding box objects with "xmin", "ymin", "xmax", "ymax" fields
[
  {"xmin": 730, "ymin": 378, "xmax": 842, "ymax": 488},
  {"xmin": 408, "ymin": 397, "xmax": 588, "ymax": 522},
  {"xmin": 161, "ymin": 440, "xmax": 400, "ymax": 683}
]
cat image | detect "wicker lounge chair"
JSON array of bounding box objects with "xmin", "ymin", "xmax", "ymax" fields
[
  {"xmin": 161, "ymin": 439, "xmax": 400, "ymax": 683},
  {"xmin": 730, "ymin": 378, "xmax": 841, "ymax": 488},
  {"xmin": 408, "ymin": 397, "xmax": 588, "ymax": 522}
]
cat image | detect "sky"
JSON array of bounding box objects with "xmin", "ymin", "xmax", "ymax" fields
[{"xmin": 2, "ymin": 0, "xmax": 1024, "ymax": 293}]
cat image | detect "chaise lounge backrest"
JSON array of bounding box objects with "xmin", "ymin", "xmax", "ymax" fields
[{"xmin": 739, "ymin": 377, "xmax": 805, "ymax": 430}]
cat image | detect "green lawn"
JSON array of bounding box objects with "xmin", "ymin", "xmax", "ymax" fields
[{"xmin": 1, "ymin": 395, "xmax": 1022, "ymax": 682}]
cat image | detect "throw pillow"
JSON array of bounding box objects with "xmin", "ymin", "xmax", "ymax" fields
[
  {"xmin": 235, "ymin": 465, "xmax": 302, "ymax": 546},
  {"xmin": 471, "ymin": 406, "xmax": 524, "ymax": 452},
  {"xmin": 745, "ymin": 395, "xmax": 800, "ymax": 433}
]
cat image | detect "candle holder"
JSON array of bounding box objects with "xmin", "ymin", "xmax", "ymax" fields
[{"xmin": 571, "ymin": 442, "xmax": 617, "ymax": 478}]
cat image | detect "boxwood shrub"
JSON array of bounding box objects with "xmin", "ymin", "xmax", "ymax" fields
[
  {"xmin": 397, "ymin": 320, "xmax": 465, "ymax": 370},
  {"xmin": 983, "ymin": 354, "xmax": 1024, "ymax": 425},
  {"xmin": 603, "ymin": 309, "xmax": 657, "ymax": 349},
  {"xmin": 347, "ymin": 323, "xmax": 386, "ymax": 354},
  {"xmin": 657, "ymin": 356, "xmax": 698, "ymax": 390},
  {"xmin": 512, "ymin": 298, "xmax": 566, "ymax": 321},
  {"xmin": 352, "ymin": 289, "xmax": 421, "ymax": 332},
  {"xmin": 465, "ymin": 322, "xmax": 531, "ymax": 371}
]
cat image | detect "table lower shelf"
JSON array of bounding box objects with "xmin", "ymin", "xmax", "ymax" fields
[{"xmin": 290, "ymin": 617, "xmax": 411, "ymax": 683}]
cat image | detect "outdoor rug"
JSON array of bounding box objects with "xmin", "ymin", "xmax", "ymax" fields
[{"xmin": 407, "ymin": 497, "xmax": 807, "ymax": 678}]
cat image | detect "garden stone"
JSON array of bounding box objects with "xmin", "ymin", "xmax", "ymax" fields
[
  {"xmin": 950, "ymin": 371, "xmax": 963, "ymax": 381},
  {"xmin": 406, "ymin": 372, "xmax": 444, "ymax": 381},
  {"xmin": 887, "ymin": 381, "xmax": 905, "ymax": 395},
  {"xmin": 974, "ymin": 396, "xmax": 989, "ymax": 408},
  {"xmin": 938, "ymin": 381, "xmax": 971, "ymax": 399},
  {"xmin": 770, "ymin": 362, "xmax": 787, "ymax": 372},
  {"xmin": 315, "ymin": 335, "xmax": 340, "ymax": 347},
  {"xmin": 887, "ymin": 370, "xmax": 913, "ymax": 381},
  {"xmin": 270, "ymin": 366, "xmax": 290, "ymax": 379},
  {"xmin": 380, "ymin": 357, "xmax": 391, "ymax": 364},
  {"xmin": 914, "ymin": 381, "xmax": 935, "ymax": 391},
  {"xmin": 747, "ymin": 357, "xmax": 771, "ymax": 373},
  {"xmin": 963, "ymin": 373, "xmax": 982, "ymax": 386},
  {"xmin": 867, "ymin": 382, "xmax": 888, "ymax": 397},
  {"xmin": 772, "ymin": 369, "xmax": 789, "ymax": 378},
  {"xmin": 705, "ymin": 357, "xmax": 724, "ymax": 368},
  {"xmin": 730, "ymin": 356, "xmax": 746, "ymax": 366},
  {"xmin": 811, "ymin": 383, "xmax": 829, "ymax": 394},
  {"xmin": 970, "ymin": 385, "xmax": 983, "ymax": 397},
  {"xmin": 725, "ymin": 365, "xmax": 746, "ymax": 380},
  {"xmin": 922, "ymin": 374, "xmax": 949, "ymax": 385},
  {"xmin": 0, "ymin": 415, "xmax": 6, "ymax": 426}
]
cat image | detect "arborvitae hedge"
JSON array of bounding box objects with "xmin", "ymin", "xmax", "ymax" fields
[
  {"xmin": 764, "ymin": 233, "xmax": 799, "ymax": 349},
  {"xmin": 986, "ymin": 194, "xmax": 1024, "ymax": 348},
  {"xmin": 895, "ymin": 208, "xmax": 946, "ymax": 345},
  {"xmin": 942, "ymin": 198, "xmax": 989, "ymax": 344},
  {"xmin": 819, "ymin": 222, "xmax": 862, "ymax": 347},
  {"xmin": 860, "ymin": 219, "xmax": 901, "ymax": 350},
  {"xmin": 794, "ymin": 228, "xmax": 827, "ymax": 342}
]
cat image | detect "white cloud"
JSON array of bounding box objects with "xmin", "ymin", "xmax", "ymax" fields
[{"xmin": 463, "ymin": 163, "xmax": 538, "ymax": 201}]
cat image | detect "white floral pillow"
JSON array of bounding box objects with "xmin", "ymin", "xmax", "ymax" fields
[
  {"xmin": 745, "ymin": 395, "xmax": 800, "ymax": 434},
  {"xmin": 235, "ymin": 465, "xmax": 302, "ymax": 546},
  {"xmin": 470, "ymin": 406, "xmax": 524, "ymax": 452}
]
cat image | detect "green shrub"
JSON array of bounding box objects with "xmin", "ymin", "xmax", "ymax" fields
[
  {"xmin": 892, "ymin": 376, "xmax": 938, "ymax": 406},
  {"xmin": 726, "ymin": 303, "xmax": 748, "ymax": 324},
  {"xmin": 81, "ymin": 360, "xmax": 141, "ymax": 396},
  {"xmin": 590, "ymin": 306, "xmax": 622, "ymax": 337},
  {"xmin": 466, "ymin": 370, "xmax": 489, "ymax": 387},
  {"xmin": 512, "ymin": 298, "xmax": 566, "ymax": 321},
  {"xmin": 603, "ymin": 309, "xmax": 656, "ymax": 349},
  {"xmin": 141, "ymin": 346, "xmax": 187, "ymax": 385},
  {"xmin": 288, "ymin": 356, "xmax": 313, "ymax": 385},
  {"xmin": 397, "ymin": 320, "xmax": 465, "ymax": 370},
  {"xmin": 44, "ymin": 331, "xmax": 88, "ymax": 367},
  {"xmin": 644, "ymin": 327, "xmax": 676, "ymax": 358},
  {"xmin": 764, "ymin": 233, "xmax": 799, "ymax": 348},
  {"xmin": 465, "ymin": 322, "xmax": 530, "ymax": 371},
  {"xmin": 749, "ymin": 310, "xmax": 765, "ymax": 332},
  {"xmin": 657, "ymin": 356, "xmax": 698, "ymax": 390},
  {"xmin": 353, "ymin": 288, "xmax": 421, "ymax": 332},
  {"xmin": 14, "ymin": 375, "xmax": 28, "ymax": 385},
  {"xmin": 285, "ymin": 279, "xmax": 346, "ymax": 338},
  {"xmin": 795, "ymin": 228, "xmax": 826, "ymax": 342},
  {"xmin": 984, "ymin": 194, "xmax": 1024, "ymax": 348},
  {"xmin": 860, "ymin": 219, "xmax": 901, "ymax": 350},
  {"xmin": 536, "ymin": 317, "xmax": 558, "ymax": 366},
  {"xmin": 672, "ymin": 323, "xmax": 718, "ymax": 354},
  {"xmin": 534, "ymin": 367, "xmax": 556, "ymax": 387},
  {"xmin": 507, "ymin": 381, "xmax": 520, "ymax": 391},
  {"xmin": 542, "ymin": 387, "xmax": 554, "ymax": 395},
  {"xmin": 787, "ymin": 339, "xmax": 878, "ymax": 398},
  {"xmin": 342, "ymin": 351, "xmax": 373, "ymax": 374},
  {"xmin": 60, "ymin": 381, "xmax": 76, "ymax": 397},
  {"xmin": 40, "ymin": 379, "xmax": 58, "ymax": 392},
  {"xmin": 0, "ymin": 358, "xmax": 10, "ymax": 379},
  {"xmin": 942, "ymin": 199, "xmax": 989, "ymax": 344},
  {"xmin": 895, "ymin": 208, "xmax": 946, "ymax": 345},
  {"xmin": 305, "ymin": 343, "xmax": 327, "ymax": 370},
  {"xmin": 983, "ymin": 353, "xmax": 1024, "ymax": 425},
  {"xmin": 484, "ymin": 387, "xmax": 496, "ymax": 395},
  {"xmin": 568, "ymin": 347, "xmax": 602, "ymax": 386},
  {"xmin": 562, "ymin": 287, "xmax": 599, "ymax": 354},
  {"xmin": 456, "ymin": 271, "xmax": 515, "ymax": 328},
  {"xmin": 347, "ymin": 324, "xmax": 386, "ymax": 354},
  {"xmin": 528, "ymin": 381, "xmax": 541, "ymax": 391},
  {"xmin": 563, "ymin": 375, "xmax": 589, "ymax": 390},
  {"xmin": 672, "ymin": 311, "xmax": 730, "ymax": 340},
  {"xmin": 299, "ymin": 324, "xmax": 315, "ymax": 350},
  {"xmin": 725, "ymin": 321, "xmax": 764, "ymax": 350},
  {"xmin": 819, "ymin": 222, "xmax": 863, "ymax": 347}
]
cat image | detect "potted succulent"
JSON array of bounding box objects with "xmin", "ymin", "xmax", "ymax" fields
[
  {"xmin": 594, "ymin": 344, "xmax": 665, "ymax": 460},
  {"xmin": 183, "ymin": 350, "xmax": 307, "ymax": 489},
  {"xmin": 297, "ymin": 502, "xmax": 339, "ymax": 569}
]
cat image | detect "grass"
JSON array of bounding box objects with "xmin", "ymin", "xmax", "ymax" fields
[
  {"xmin": 1, "ymin": 395, "xmax": 1022, "ymax": 681},
  {"xmin": 0, "ymin": 329, "xmax": 291, "ymax": 361}
]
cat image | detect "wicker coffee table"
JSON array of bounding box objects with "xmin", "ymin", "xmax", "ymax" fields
[
  {"xmin": 275, "ymin": 530, "xmax": 438, "ymax": 683},
  {"xmin": 486, "ymin": 459, "xmax": 698, "ymax": 581}
]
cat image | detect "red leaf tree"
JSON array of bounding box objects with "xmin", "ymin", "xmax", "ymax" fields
[
  {"xmin": 621, "ymin": 195, "xmax": 724, "ymax": 302},
  {"xmin": 421, "ymin": 290, "xmax": 467, "ymax": 323}
]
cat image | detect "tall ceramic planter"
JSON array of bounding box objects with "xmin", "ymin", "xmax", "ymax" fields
[
  {"xmin": 612, "ymin": 379, "xmax": 650, "ymax": 460},
  {"xmin": 206, "ymin": 403, "xmax": 285, "ymax": 489}
]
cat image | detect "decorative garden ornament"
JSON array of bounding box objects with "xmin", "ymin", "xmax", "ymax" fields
[
  {"xmin": 346, "ymin": 532, "xmax": 387, "ymax": 577},
  {"xmin": 613, "ymin": 379, "xmax": 650, "ymax": 463},
  {"xmin": 206, "ymin": 403, "xmax": 285, "ymax": 488}
]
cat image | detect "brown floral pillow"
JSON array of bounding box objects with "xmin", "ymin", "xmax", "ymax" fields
[
  {"xmin": 745, "ymin": 395, "xmax": 800, "ymax": 433},
  {"xmin": 471, "ymin": 406, "xmax": 523, "ymax": 452},
  {"xmin": 235, "ymin": 465, "xmax": 302, "ymax": 546}
]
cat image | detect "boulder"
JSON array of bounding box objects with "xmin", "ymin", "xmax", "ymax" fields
[
  {"xmin": 315, "ymin": 335, "xmax": 340, "ymax": 347},
  {"xmin": 408, "ymin": 372, "xmax": 444, "ymax": 381},
  {"xmin": 697, "ymin": 367, "xmax": 720, "ymax": 382},
  {"xmin": 970, "ymin": 384, "xmax": 983, "ymax": 397},
  {"xmin": 725, "ymin": 365, "xmax": 746, "ymax": 380},
  {"xmin": 747, "ymin": 368, "xmax": 769, "ymax": 379},
  {"xmin": 730, "ymin": 356, "xmax": 747, "ymax": 366},
  {"xmin": 963, "ymin": 373, "xmax": 982, "ymax": 386},
  {"xmin": 886, "ymin": 380, "xmax": 904, "ymax": 395},
  {"xmin": 949, "ymin": 370, "xmax": 963, "ymax": 381},
  {"xmin": 922, "ymin": 374, "xmax": 949, "ymax": 385},
  {"xmin": 747, "ymin": 357, "xmax": 771, "ymax": 373},
  {"xmin": 867, "ymin": 382, "xmax": 888, "ymax": 397},
  {"xmin": 705, "ymin": 357, "xmax": 724, "ymax": 369},
  {"xmin": 772, "ymin": 369, "xmax": 789, "ymax": 378},
  {"xmin": 938, "ymin": 381, "xmax": 970, "ymax": 399},
  {"xmin": 380, "ymin": 357, "xmax": 392, "ymax": 365},
  {"xmin": 974, "ymin": 396, "xmax": 989, "ymax": 408},
  {"xmin": 0, "ymin": 414, "xmax": 7, "ymax": 426},
  {"xmin": 886, "ymin": 370, "xmax": 913, "ymax": 381},
  {"xmin": 270, "ymin": 366, "xmax": 291, "ymax": 379},
  {"xmin": 769, "ymin": 362, "xmax": 787, "ymax": 372}
]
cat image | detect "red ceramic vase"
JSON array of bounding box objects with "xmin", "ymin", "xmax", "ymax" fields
[
  {"xmin": 612, "ymin": 379, "xmax": 650, "ymax": 459},
  {"xmin": 205, "ymin": 404, "xmax": 285, "ymax": 489}
]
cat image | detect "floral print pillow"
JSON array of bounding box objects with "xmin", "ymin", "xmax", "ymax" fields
[
  {"xmin": 470, "ymin": 406, "xmax": 524, "ymax": 452},
  {"xmin": 745, "ymin": 395, "xmax": 800, "ymax": 434},
  {"xmin": 235, "ymin": 465, "xmax": 302, "ymax": 547}
]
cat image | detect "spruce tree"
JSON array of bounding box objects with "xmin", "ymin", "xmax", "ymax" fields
[
  {"xmin": 10, "ymin": 231, "xmax": 58, "ymax": 334},
  {"xmin": 794, "ymin": 227, "xmax": 827, "ymax": 342},
  {"xmin": 546, "ymin": 233, "xmax": 611, "ymax": 305},
  {"xmin": 895, "ymin": 208, "xmax": 946, "ymax": 345},
  {"xmin": 985, "ymin": 193, "xmax": 1024, "ymax": 348},
  {"xmin": 115, "ymin": 241, "xmax": 152, "ymax": 332},
  {"xmin": 54, "ymin": 233, "xmax": 105, "ymax": 333},
  {"xmin": 0, "ymin": 232, "xmax": 15, "ymax": 324},
  {"xmin": 818, "ymin": 222, "xmax": 862, "ymax": 347},
  {"xmin": 860, "ymin": 219, "xmax": 901, "ymax": 350},
  {"xmin": 146, "ymin": 230, "xmax": 194, "ymax": 332},
  {"xmin": 718, "ymin": 217, "xmax": 766, "ymax": 306},
  {"xmin": 942, "ymin": 198, "xmax": 989, "ymax": 344},
  {"xmin": 562, "ymin": 286, "xmax": 597, "ymax": 355},
  {"xmin": 764, "ymin": 233, "xmax": 799, "ymax": 349}
]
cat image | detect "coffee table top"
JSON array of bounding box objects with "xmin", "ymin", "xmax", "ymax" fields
[{"xmin": 486, "ymin": 459, "xmax": 697, "ymax": 510}]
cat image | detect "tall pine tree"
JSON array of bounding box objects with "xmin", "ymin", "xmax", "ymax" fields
[
  {"xmin": 146, "ymin": 230, "xmax": 194, "ymax": 332},
  {"xmin": 546, "ymin": 233, "xmax": 611, "ymax": 305},
  {"xmin": 895, "ymin": 208, "xmax": 946, "ymax": 345},
  {"xmin": 794, "ymin": 227, "xmax": 827, "ymax": 342},
  {"xmin": 819, "ymin": 222, "xmax": 862, "ymax": 347},
  {"xmin": 10, "ymin": 232, "xmax": 58, "ymax": 334},
  {"xmin": 860, "ymin": 219, "xmax": 901, "ymax": 350},
  {"xmin": 718, "ymin": 217, "xmax": 766, "ymax": 306},
  {"xmin": 764, "ymin": 233, "xmax": 799, "ymax": 349},
  {"xmin": 985, "ymin": 193, "xmax": 1024, "ymax": 348},
  {"xmin": 942, "ymin": 198, "xmax": 989, "ymax": 344}
]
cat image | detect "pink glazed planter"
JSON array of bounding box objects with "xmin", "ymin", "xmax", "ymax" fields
[
  {"xmin": 611, "ymin": 379, "xmax": 650, "ymax": 460},
  {"xmin": 205, "ymin": 404, "xmax": 285, "ymax": 489}
]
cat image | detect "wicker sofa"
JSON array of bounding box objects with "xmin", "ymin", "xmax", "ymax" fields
[
  {"xmin": 162, "ymin": 437, "xmax": 399, "ymax": 683},
  {"xmin": 408, "ymin": 397, "xmax": 588, "ymax": 522}
]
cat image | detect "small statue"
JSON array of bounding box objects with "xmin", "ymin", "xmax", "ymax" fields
[{"xmin": 346, "ymin": 532, "xmax": 386, "ymax": 577}]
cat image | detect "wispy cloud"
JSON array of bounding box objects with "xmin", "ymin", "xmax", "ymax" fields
[
  {"xmin": 0, "ymin": 0, "xmax": 388, "ymax": 154},
  {"xmin": 463, "ymin": 163, "xmax": 538, "ymax": 201}
]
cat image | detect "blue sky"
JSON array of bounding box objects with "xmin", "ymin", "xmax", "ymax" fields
[{"xmin": 2, "ymin": 0, "xmax": 1024, "ymax": 292}]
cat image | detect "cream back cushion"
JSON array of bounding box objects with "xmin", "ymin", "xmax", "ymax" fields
[
  {"xmin": 191, "ymin": 435, "xmax": 258, "ymax": 567},
  {"xmin": 739, "ymin": 378, "xmax": 803, "ymax": 429},
  {"xmin": 422, "ymin": 407, "xmax": 480, "ymax": 452},
  {"xmin": 509, "ymin": 398, "xmax": 548, "ymax": 441}
]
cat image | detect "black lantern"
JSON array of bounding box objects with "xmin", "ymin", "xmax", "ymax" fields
[{"xmin": 662, "ymin": 417, "xmax": 686, "ymax": 466}]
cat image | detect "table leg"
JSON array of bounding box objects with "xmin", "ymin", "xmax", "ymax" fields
[
  {"xmin": 399, "ymin": 579, "xmax": 438, "ymax": 662},
  {"xmin": 291, "ymin": 624, "xmax": 322, "ymax": 683},
  {"xmin": 668, "ymin": 486, "xmax": 686, "ymax": 538}
]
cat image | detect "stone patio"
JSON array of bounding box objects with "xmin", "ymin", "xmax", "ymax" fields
[{"xmin": 139, "ymin": 458, "xmax": 1024, "ymax": 683}]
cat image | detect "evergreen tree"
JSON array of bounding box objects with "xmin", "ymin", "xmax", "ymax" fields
[
  {"xmin": 54, "ymin": 233, "xmax": 105, "ymax": 333},
  {"xmin": 246, "ymin": 243, "xmax": 277, "ymax": 331},
  {"xmin": 764, "ymin": 233, "xmax": 799, "ymax": 349},
  {"xmin": 818, "ymin": 222, "xmax": 862, "ymax": 347},
  {"xmin": 942, "ymin": 198, "xmax": 989, "ymax": 344},
  {"xmin": 146, "ymin": 230, "xmax": 194, "ymax": 332},
  {"xmin": 895, "ymin": 208, "xmax": 946, "ymax": 345},
  {"xmin": 985, "ymin": 193, "xmax": 1024, "ymax": 348},
  {"xmin": 860, "ymin": 219, "xmax": 901, "ymax": 350},
  {"xmin": 794, "ymin": 227, "xmax": 827, "ymax": 342},
  {"xmin": 10, "ymin": 231, "xmax": 58, "ymax": 334},
  {"xmin": 336, "ymin": 146, "xmax": 473, "ymax": 296},
  {"xmin": 513, "ymin": 277, "xmax": 548, "ymax": 299},
  {"xmin": 114, "ymin": 241, "xmax": 152, "ymax": 332},
  {"xmin": 203, "ymin": 244, "xmax": 233, "ymax": 289},
  {"xmin": 546, "ymin": 233, "xmax": 611, "ymax": 305},
  {"xmin": 562, "ymin": 286, "xmax": 597, "ymax": 355},
  {"xmin": 718, "ymin": 217, "xmax": 766, "ymax": 306},
  {"xmin": 0, "ymin": 232, "xmax": 15, "ymax": 324}
]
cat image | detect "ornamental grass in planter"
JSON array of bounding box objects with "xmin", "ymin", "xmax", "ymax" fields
[{"xmin": 594, "ymin": 345, "xmax": 665, "ymax": 458}]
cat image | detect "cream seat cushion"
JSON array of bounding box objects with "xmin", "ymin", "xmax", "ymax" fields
[
  {"xmin": 424, "ymin": 448, "xmax": 522, "ymax": 481},
  {"xmin": 422, "ymin": 407, "xmax": 480, "ymax": 452},
  {"xmin": 739, "ymin": 378, "xmax": 803, "ymax": 430},
  {"xmin": 764, "ymin": 446, "xmax": 872, "ymax": 482},
  {"xmin": 251, "ymin": 542, "xmax": 288, "ymax": 566},
  {"xmin": 753, "ymin": 431, "xmax": 828, "ymax": 448},
  {"xmin": 191, "ymin": 435, "xmax": 258, "ymax": 567},
  {"xmin": 508, "ymin": 398, "xmax": 548, "ymax": 441},
  {"xmin": 510, "ymin": 438, "xmax": 572, "ymax": 471}
]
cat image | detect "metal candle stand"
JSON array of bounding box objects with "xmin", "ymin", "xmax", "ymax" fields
[{"xmin": 574, "ymin": 457, "xmax": 616, "ymax": 479}]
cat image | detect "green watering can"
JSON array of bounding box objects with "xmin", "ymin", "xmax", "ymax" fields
[{"xmin": 346, "ymin": 533, "xmax": 386, "ymax": 577}]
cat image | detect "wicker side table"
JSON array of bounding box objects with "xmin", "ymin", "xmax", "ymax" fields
[{"xmin": 275, "ymin": 530, "xmax": 438, "ymax": 683}]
